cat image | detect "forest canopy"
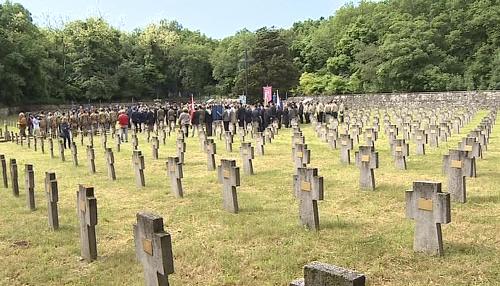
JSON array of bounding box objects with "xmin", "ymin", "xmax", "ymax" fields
[{"xmin": 0, "ymin": 0, "xmax": 499, "ymax": 106}]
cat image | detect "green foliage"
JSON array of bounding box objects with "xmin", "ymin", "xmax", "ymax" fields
[{"xmin": 0, "ymin": 0, "xmax": 499, "ymax": 105}]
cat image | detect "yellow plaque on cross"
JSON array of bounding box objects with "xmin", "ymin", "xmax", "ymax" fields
[
  {"xmin": 431, "ymin": 130, "xmax": 436, "ymax": 134},
  {"xmin": 451, "ymin": 160, "xmax": 462, "ymax": 169},
  {"xmin": 79, "ymin": 200, "xmax": 86, "ymax": 212},
  {"xmin": 464, "ymin": 145, "xmax": 473, "ymax": 152},
  {"xmin": 395, "ymin": 146, "xmax": 402, "ymax": 152},
  {"xmin": 142, "ymin": 239, "xmax": 153, "ymax": 256},
  {"xmin": 417, "ymin": 198, "xmax": 433, "ymax": 211},
  {"xmin": 361, "ymin": 155, "xmax": 370, "ymax": 162},
  {"xmin": 416, "ymin": 136, "xmax": 422, "ymax": 140},
  {"xmin": 223, "ymin": 169, "xmax": 231, "ymax": 178},
  {"xmin": 341, "ymin": 140, "xmax": 347, "ymax": 146},
  {"xmin": 296, "ymin": 151, "xmax": 303, "ymax": 158},
  {"xmin": 301, "ymin": 181, "xmax": 311, "ymax": 192}
]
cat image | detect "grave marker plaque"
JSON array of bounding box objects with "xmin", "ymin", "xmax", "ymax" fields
[{"xmin": 339, "ymin": 134, "xmax": 353, "ymax": 164}]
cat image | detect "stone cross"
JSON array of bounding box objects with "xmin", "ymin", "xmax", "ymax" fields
[
  {"xmin": 292, "ymin": 143, "xmax": 311, "ymax": 170},
  {"xmin": 86, "ymin": 145, "xmax": 96, "ymax": 174},
  {"xmin": 132, "ymin": 134, "xmax": 139, "ymax": 150},
  {"xmin": 0, "ymin": 154, "xmax": 7, "ymax": 188},
  {"xmin": 56, "ymin": 139, "xmax": 65, "ymax": 161},
  {"xmin": 265, "ymin": 127, "xmax": 273, "ymax": 144},
  {"xmin": 27, "ymin": 135, "xmax": 31, "ymax": 149},
  {"xmin": 48, "ymin": 138, "xmax": 54, "ymax": 158},
  {"xmin": 405, "ymin": 181, "xmax": 451, "ymax": 256},
  {"xmin": 101, "ymin": 129, "xmax": 107, "ymax": 149},
  {"xmin": 355, "ymin": 146, "xmax": 379, "ymax": 191},
  {"xmin": 206, "ymin": 139, "xmax": 216, "ymax": 171},
  {"xmin": 152, "ymin": 136, "xmax": 159, "ymax": 160},
  {"xmin": 240, "ymin": 142, "xmax": 254, "ymax": 175},
  {"xmin": 79, "ymin": 130, "xmax": 85, "ymax": 146},
  {"xmin": 428, "ymin": 125, "xmax": 439, "ymax": 147},
  {"xmin": 9, "ymin": 158, "xmax": 19, "ymax": 197},
  {"xmin": 115, "ymin": 134, "xmax": 121, "ymax": 152},
  {"xmin": 217, "ymin": 159, "xmax": 240, "ymax": 213},
  {"xmin": 292, "ymin": 131, "xmax": 305, "ymax": 147},
  {"xmin": 339, "ymin": 134, "xmax": 353, "ymax": 164},
  {"xmin": 457, "ymin": 139, "xmax": 477, "ymax": 177},
  {"xmin": 225, "ymin": 131, "xmax": 234, "ymax": 152},
  {"xmin": 469, "ymin": 129, "xmax": 488, "ymax": 151},
  {"xmin": 39, "ymin": 136, "xmax": 45, "ymax": 154},
  {"xmin": 364, "ymin": 128, "xmax": 377, "ymax": 146},
  {"xmin": 443, "ymin": 149, "xmax": 467, "ymax": 203},
  {"xmin": 25, "ymin": 164, "xmax": 36, "ymax": 211},
  {"xmin": 167, "ymin": 157, "xmax": 183, "ymax": 198},
  {"xmin": 414, "ymin": 129, "xmax": 427, "ymax": 155},
  {"xmin": 162, "ymin": 129, "xmax": 167, "ymax": 145},
  {"xmin": 133, "ymin": 212, "xmax": 174, "ymax": 286},
  {"xmin": 176, "ymin": 138, "xmax": 186, "ymax": 164},
  {"xmin": 45, "ymin": 172, "xmax": 59, "ymax": 230},
  {"xmin": 290, "ymin": 261, "xmax": 366, "ymax": 286},
  {"xmin": 392, "ymin": 139, "xmax": 409, "ymax": 170},
  {"xmin": 71, "ymin": 142, "xmax": 79, "ymax": 166},
  {"xmin": 255, "ymin": 132, "xmax": 265, "ymax": 156},
  {"xmin": 33, "ymin": 136, "xmax": 37, "ymax": 151},
  {"xmin": 105, "ymin": 148, "xmax": 116, "ymax": 181},
  {"xmin": 77, "ymin": 185, "xmax": 98, "ymax": 262},
  {"xmin": 293, "ymin": 167, "xmax": 324, "ymax": 231},
  {"xmin": 459, "ymin": 137, "xmax": 482, "ymax": 160},
  {"xmin": 327, "ymin": 129, "xmax": 338, "ymax": 150},
  {"xmin": 133, "ymin": 150, "xmax": 146, "ymax": 187}
]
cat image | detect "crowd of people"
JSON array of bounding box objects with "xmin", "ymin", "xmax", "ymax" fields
[{"xmin": 16, "ymin": 99, "xmax": 346, "ymax": 148}]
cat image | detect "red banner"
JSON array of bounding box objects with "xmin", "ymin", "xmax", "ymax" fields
[{"xmin": 263, "ymin": 86, "xmax": 272, "ymax": 105}]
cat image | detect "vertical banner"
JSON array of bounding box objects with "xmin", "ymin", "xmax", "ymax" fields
[{"xmin": 263, "ymin": 86, "xmax": 272, "ymax": 106}]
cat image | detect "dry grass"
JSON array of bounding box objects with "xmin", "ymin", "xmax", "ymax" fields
[{"xmin": 0, "ymin": 111, "xmax": 499, "ymax": 286}]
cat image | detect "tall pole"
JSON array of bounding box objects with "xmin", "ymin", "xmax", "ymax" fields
[{"xmin": 244, "ymin": 48, "xmax": 249, "ymax": 97}]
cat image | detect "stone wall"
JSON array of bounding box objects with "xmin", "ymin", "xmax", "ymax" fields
[{"xmin": 287, "ymin": 90, "xmax": 500, "ymax": 108}]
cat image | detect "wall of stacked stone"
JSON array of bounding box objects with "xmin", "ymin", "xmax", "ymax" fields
[{"xmin": 287, "ymin": 90, "xmax": 500, "ymax": 108}]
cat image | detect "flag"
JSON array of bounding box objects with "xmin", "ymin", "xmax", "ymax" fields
[{"xmin": 263, "ymin": 86, "xmax": 272, "ymax": 105}]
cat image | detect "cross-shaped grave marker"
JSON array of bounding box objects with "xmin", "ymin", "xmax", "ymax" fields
[
  {"xmin": 206, "ymin": 139, "xmax": 216, "ymax": 171},
  {"xmin": 45, "ymin": 172, "xmax": 59, "ymax": 230},
  {"xmin": 151, "ymin": 136, "xmax": 159, "ymax": 160},
  {"xmin": 167, "ymin": 157, "xmax": 183, "ymax": 198},
  {"xmin": 217, "ymin": 159, "xmax": 240, "ymax": 213},
  {"xmin": 414, "ymin": 129, "xmax": 427, "ymax": 155},
  {"xmin": 293, "ymin": 167, "xmax": 324, "ymax": 231},
  {"xmin": 405, "ymin": 181, "xmax": 451, "ymax": 256},
  {"xmin": 25, "ymin": 164, "xmax": 35, "ymax": 211},
  {"xmin": 133, "ymin": 212, "xmax": 174, "ymax": 286},
  {"xmin": 9, "ymin": 158, "xmax": 19, "ymax": 197},
  {"xmin": 48, "ymin": 138, "xmax": 54, "ymax": 158},
  {"xmin": 355, "ymin": 146, "xmax": 379, "ymax": 191},
  {"xmin": 176, "ymin": 138, "xmax": 186, "ymax": 164},
  {"xmin": 255, "ymin": 132, "xmax": 265, "ymax": 156},
  {"xmin": 392, "ymin": 139, "xmax": 409, "ymax": 170},
  {"xmin": 339, "ymin": 134, "xmax": 353, "ymax": 164},
  {"xmin": 240, "ymin": 142, "xmax": 254, "ymax": 175},
  {"xmin": 86, "ymin": 145, "xmax": 96, "ymax": 174},
  {"xmin": 77, "ymin": 185, "xmax": 98, "ymax": 262},
  {"xmin": 292, "ymin": 143, "xmax": 311, "ymax": 170},
  {"xmin": 225, "ymin": 131, "xmax": 234, "ymax": 152},
  {"xmin": 71, "ymin": 142, "xmax": 79, "ymax": 166},
  {"xmin": 443, "ymin": 149, "xmax": 467, "ymax": 203},
  {"xmin": 133, "ymin": 150, "xmax": 146, "ymax": 187},
  {"xmin": 105, "ymin": 148, "xmax": 116, "ymax": 181},
  {"xmin": 0, "ymin": 154, "xmax": 7, "ymax": 188}
]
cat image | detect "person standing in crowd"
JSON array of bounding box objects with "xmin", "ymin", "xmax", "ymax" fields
[
  {"xmin": 18, "ymin": 112, "xmax": 27, "ymax": 137},
  {"xmin": 222, "ymin": 106, "xmax": 231, "ymax": 132},
  {"xmin": 59, "ymin": 114, "xmax": 71, "ymax": 149},
  {"xmin": 118, "ymin": 110, "xmax": 129, "ymax": 142},
  {"xmin": 167, "ymin": 105, "xmax": 176, "ymax": 130},
  {"xmin": 205, "ymin": 105, "xmax": 213, "ymax": 136},
  {"xmin": 178, "ymin": 108, "xmax": 191, "ymax": 137},
  {"xmin": 332, "ymin": 101, "xmax": 339, "ymax": 120},
  {"xmin": 298, "ymin": 102, "xmax": 304, "ymax": 124},
  {"xmin": 32, "ymin": 115, "xmax": 40, "ymax": 137}
]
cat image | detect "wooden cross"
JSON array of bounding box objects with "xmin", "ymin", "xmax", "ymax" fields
[
  {"xmin": 167, "ymin": 157, "xmax": 183, "ymax": 198},
  {"xmin": 205, "ymin": 139, "xmax": 216, "ymax": 171},
  {"xmin": 77, "ymin": 185, "xmax": 98, "ymax": 262},
  {"xmin": 290, "ymin": 261, "xmax": 366, "ymax": 286},
  {"xmin": 392, "ymin": 139, "xmax": 409, "ymax": 170},
  {"xmin": 405, "ymin": 181, "xmax": 451, "ymax": 256},
  {"xmin": 355, "ymin": 146, "xmax": 379, "ymax": 191},
  {"xmin": 105, "ymin": 148, "xmax": 116, "ymax": 181},
  {"xmin": 9, "ymin": 158, "xmax": 19, "ymax": 197},
  {"xmin": 339, "ymin": 134, "xmax": 353, "ymax": 164},
  {"xmin": 133, "ymin": 212, "xmax": 174, "ymax": 286},
  {"xmin": 217, "ymin": 159, "xmax": 240, "ymax": 213},
  {"xmin": 25, "ymin": 164, "xmax": 35, "ymax": 211},
  {"xmin": 240, "ymin": 142, "xmax": 254, "ymax": 175},
  {"xmin": 292, "ymin": 143, "xmax": 311, "ymax": 170},
  {"xmin": 86, "ymin": 145, "xmax": 96, "ymax": 174},
  {"xmin": 133, "ymin": 150, "xmax": 146, "ymax": 187},
  {"xmin": 444, "ymin": 149, "xmax": 467, "ymax": 203},
  {"xmin": 45, "ymin": 172, "xmax": 59, "ymax": 230},
  {"xmin": 293, "ymin": 167, "xmax": 324, "ymax": 231},
  {"xmin": 0, "ymin": 154, "xmax": 7, "ymax": 188}
]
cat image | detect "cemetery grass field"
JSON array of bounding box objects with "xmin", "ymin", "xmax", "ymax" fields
[{"xmin": 0, "ymin": 111, "xmax": 499, "ymax": 286}]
